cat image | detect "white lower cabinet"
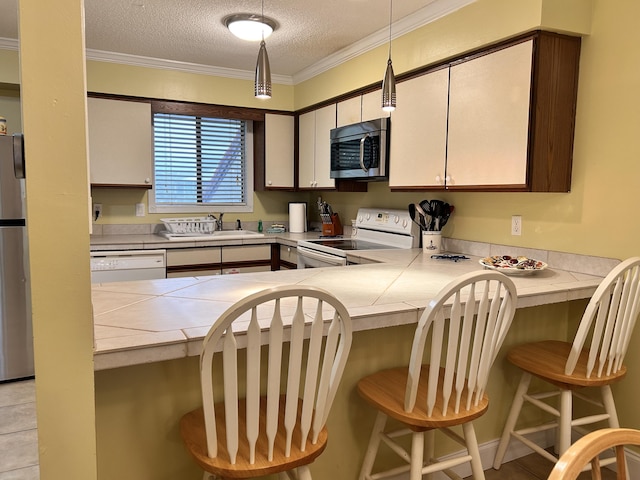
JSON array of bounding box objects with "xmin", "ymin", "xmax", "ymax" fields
[
  {"xmin": 166, "ymin": 245, "xmax": 272, "ymax": 276},
  {"xmin": 166, "ymin": 247, "xmax": 222, "ymax": 277},
  {"xmin": 221, "ymin": 245, "xmax": 271, "ymax": 274},
  {"xmin": 279, "ymin": 245, "xmax": 297, "ymax": 269}
]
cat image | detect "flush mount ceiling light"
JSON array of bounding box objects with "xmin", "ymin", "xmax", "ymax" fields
[
  {"xmin": 381, "ymin": 0, "xmax": 397, "ymax": 112},
  {"xmin": 224, "ymin": 13, "xmax": 277, "ymax": 42}
]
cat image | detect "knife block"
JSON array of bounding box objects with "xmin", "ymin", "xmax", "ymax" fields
[{"xmin": 322, "ymin": 213, "xmax": 343, "ymax": 237}]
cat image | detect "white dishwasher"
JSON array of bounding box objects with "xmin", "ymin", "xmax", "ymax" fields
[{"xmin": 90, "ymin": 249, "xmax": 166, "ymax": 283}]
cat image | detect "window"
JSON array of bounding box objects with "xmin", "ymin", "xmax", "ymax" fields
[{"xmin": 149, "ymin": 105, "xmax": 254, "ymax": 214}]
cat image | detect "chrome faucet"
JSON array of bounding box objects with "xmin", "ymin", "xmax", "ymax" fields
[{"xmin": 210, "ymin": 213, "xmax": 224, "ymax": 231}]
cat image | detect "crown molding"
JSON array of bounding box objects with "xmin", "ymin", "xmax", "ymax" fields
[
  {"xmin": 0, "ymin": 0, "xmax": 475, "ymax": 86},
  {"xmin": 85, "ymin": 49, "xmax": 294, "ymax": 86},
  {"xmin": 292, "ymin": 0, "xmax": 476, "ymax": 84}
]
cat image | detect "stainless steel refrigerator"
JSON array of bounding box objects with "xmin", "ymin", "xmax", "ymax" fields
[{"xmin": 0, "ymin": 134, "xmax": 32, "ymax": 382}]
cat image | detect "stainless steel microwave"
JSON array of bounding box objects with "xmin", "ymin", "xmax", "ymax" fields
[{"xmin": 329, "ymin": 118, "xmax": 389, "ymax": 181}]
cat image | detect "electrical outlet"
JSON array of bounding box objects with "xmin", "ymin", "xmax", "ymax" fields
[
  {"xmin": 93, "ymin": 203, "xmax": 102, "ymax": 221},
  {"xmin": 511, "ymin": 215, "xmax": 522, "ymax": 236},
  {"xmin": 135, "ymin": 203, "xmax": 145, "ymax": 217}
]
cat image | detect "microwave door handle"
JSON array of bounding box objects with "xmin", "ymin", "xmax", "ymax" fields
[{"xmin": 359, "ymin": 134, "xmax": 369, "ymax": 172}]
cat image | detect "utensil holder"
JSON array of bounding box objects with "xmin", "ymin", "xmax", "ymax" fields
[
  {"xmin": 422, "ymin": 231, "xmax": 442, "ymax": 254},
  {"xmin": 322, "ymin": 213, "xmax": 343, "ymax": 237}
]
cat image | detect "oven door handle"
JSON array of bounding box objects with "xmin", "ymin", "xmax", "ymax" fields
[{"xmin": 297, "ymin": 246, "xmax": 348, "ymax": 266}]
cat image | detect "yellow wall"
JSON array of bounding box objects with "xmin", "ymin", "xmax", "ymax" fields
[
  {"xmin": 13, "ymin": 0, "xmax": 640, "ymax": 478},
  {"xmin": 18, "ymin": 0, "xmax": 97, "ymax": 478}
]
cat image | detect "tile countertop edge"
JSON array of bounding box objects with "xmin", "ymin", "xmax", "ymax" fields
[
  {"xmin": 93, "ymin": 278, "xmax": 602, "ymax": 371},
  {"xmin": 91, "ymin": 235, "xmax": 618, "ymax": 371}
]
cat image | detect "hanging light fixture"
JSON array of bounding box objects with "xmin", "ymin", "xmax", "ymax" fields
[
  {"xmin": 381, "ymin": 0, "xmax": 396, "ymax": 112},
  {"xmin": 254, "ymin": 0, "xmax": 272, "ymax": 99}
]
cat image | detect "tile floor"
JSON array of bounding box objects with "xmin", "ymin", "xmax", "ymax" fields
[
  {"xmin": 0, "ymin": 378, "xmax": 39, "ymax": 480},
  {"xmin": 0, "ymin": 378, "xmax": 617, "ymax": 480}
]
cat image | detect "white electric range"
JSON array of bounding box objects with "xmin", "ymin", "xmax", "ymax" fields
[{"xmin": 297, "ymin": 207, "xmax": 419, "ymax": 268}]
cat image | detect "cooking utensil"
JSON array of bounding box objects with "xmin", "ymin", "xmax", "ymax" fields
[
  {"xmin": 414, "ymin": 202, "xmax": 429, "ymax": 230},
  {"xmin": 439, "ymin": 203, "xmax": 453, "ymax": 229},
  {"xmin": 408, "ymin": 204, "xmax": 420, "ymax": 229}
]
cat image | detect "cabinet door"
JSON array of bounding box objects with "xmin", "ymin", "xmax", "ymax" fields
[
  {"xmin": 446, "ymin": 40, "xmax": 533, "ymax": 187},
  {"xmin": 336, "ymin": 91, "xmax": 388, "ymax": 127},
  {"xmin": 313, "ymin": 104, "xmax": 336, "ymax": 189},
  {"xmin": 279, "ymin": 245, "xmax": 297, "ymax": 269},
  {"xmin": 221, "ymin": 245, "xmax": 270, "ymax": 262},
  {"xmin": 361, "ymin": 90, "xmax": 390, "ymax": 122},
  {"xmin": 265, "ymin": 114, "xmax": 294, "ymax": 188},
  {"xmin": 298, "ymin": 111, "xmax": 316, "ymax": 188},
  {"xmin": 389, "ymin": 69, "xmax": 449, "ymax": 188},
  {"xmin": 336, "ymin": 97, "xmax": 361, "ymax": 127},
  {"xmin": 88, "ymin": 97, "xmax": 153, "ymax": 187}
]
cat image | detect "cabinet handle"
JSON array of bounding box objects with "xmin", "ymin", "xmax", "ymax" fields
[
  {"xmin": 145, "ymin": 178, "xmax": 151, "ymax": 184},
  {"xmin": 267, "ymin": 180, "xmax": 272, "ymax": 185}
]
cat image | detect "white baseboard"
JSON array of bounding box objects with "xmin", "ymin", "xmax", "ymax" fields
[{"xmin": 381, "ymin": 428, "xmax": 640, "ymax": 480}]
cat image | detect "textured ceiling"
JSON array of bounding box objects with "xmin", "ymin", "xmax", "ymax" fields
[{"xmin": 0, "ymin": 0, "xmax": 472, "ymax": 81}]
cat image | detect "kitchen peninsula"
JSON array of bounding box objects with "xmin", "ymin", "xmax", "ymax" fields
[{"xmin": 91, "ymin": 237, "xmax": 618, "ymax": 479}]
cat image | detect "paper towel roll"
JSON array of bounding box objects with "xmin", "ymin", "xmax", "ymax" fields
[{"xmin": 289, "ymin": 203, "xmax": 307, "ymax": 233}]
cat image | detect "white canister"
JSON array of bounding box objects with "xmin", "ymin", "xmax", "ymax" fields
[
  {"xmin": 422, "ymin": 231, "xmax": 442, "ymax": 254},
  {"xmin": 0, "ymin": 117, "xmax": 6, "ymax": 136}
]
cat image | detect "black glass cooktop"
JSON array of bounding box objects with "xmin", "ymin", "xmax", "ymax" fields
[{"xmin": 307, "ymin": 238, "xmax": 399, "ymax": 251}]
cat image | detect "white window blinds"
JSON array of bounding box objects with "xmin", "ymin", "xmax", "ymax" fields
[{"xmin": 153, "ymin": 113, "xmax": 247, "ymax": 206}]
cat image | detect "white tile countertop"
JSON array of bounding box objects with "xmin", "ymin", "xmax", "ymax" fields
[{"xmin": 91, "ymin": 238, "xmax": 620, "ymax": 371}]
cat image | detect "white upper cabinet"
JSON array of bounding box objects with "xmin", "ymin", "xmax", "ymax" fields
[
  {"xmin": 336, "ymin": 90, "xmax": 389, "ymax": 127},
  {"xmin": 298, "ymin": 104, "xmax": 336, "ymax": 189},
  {"xmin": 264, "ymin": 114, "xmax": 294, "ymax": 188},
  {"xmin": 388, "ymin": 68, "xmax": 449, "ymax": 188},
  {"xmin": 336, "ymin": 96, "xmax": 361, "ymax": 127},
  {"xmin": 446, "ymin": 40, "xmax": 533, "ymax": 187},
  {"xmin": 361, "ymin": 90, "xmax": 390, "ymax": 122},
  {"xmin": 87, "ymin": 97, "xmax": 153, "ymax": 187}
]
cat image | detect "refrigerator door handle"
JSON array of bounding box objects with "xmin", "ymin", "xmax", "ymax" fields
[{"xmin": 12, "ymin": 133, "xmax": 25, "ymax": 179}]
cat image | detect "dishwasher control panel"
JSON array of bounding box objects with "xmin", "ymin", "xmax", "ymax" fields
[{"xmin": 90, "ymin": 250, "xmax": 166, "ymax": 283}]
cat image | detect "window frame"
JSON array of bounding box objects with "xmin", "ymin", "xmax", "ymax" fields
[{"xmin": 148, "ymin": 100, "xmax": 262, "ymax": 214}]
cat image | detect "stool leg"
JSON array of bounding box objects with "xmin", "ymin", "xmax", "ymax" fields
[
  {"xmin": 410, "ymin": 431, "xmax": 425, "ymax": 480},
  {"xmin": 558, "ymin": 389, "xmax": 573, "ymax": 455},
  {"xmin": 424, "ymin": 430, "xmax": 435, "ymax": 480},
  {"xmin": 359, "ymin": 411, "xmax": 388, "ymax": 480},
  {"xmin": 602, "ymin": 385, "xmax": 620, "ymax": 428},
  {"xmin": 297, "ymin": 465, "xmax": 313, "ymax": 480},
  {"xmin": 493, "ymin": 372, "xmax": 532, "ymax": 469},
  {"xmin": 463, "ymin": 422, "xmax": 485, "ymax": 480}
]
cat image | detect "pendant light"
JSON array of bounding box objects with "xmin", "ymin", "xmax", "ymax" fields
[
  {"xmin": 254, "ymin": 0, "xmax": 272, "ymax": 99},
  {"xmin": 381, "ymin": 0, "xmax": 396, "ymax": 112}
]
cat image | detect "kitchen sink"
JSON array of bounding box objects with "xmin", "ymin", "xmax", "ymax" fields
[{"xmin": 161, "ymin": 230, "xmax": 265, "ymax": 241}]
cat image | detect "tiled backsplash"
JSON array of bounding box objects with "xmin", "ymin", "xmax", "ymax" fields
[{"xmin": 444, "ymin": 238, "xmax": 620, "ymax": 277}]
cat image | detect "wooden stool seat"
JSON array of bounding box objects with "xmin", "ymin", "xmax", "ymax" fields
[
  {"xmin": 181, "ymin": 397, "xmax": 328, "ymax": 478},
  {"xmin": 358, "ymin": 365, "xmax": 489, "ymax": 431},
  {"xmin": 507, "ymin": 340, "xmax": 627, "ymax": 389}
]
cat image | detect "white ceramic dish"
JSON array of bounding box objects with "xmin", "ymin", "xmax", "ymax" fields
[{"xmin": 479, "ymin": 255, "xmax": 548, "ymax": 276}]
